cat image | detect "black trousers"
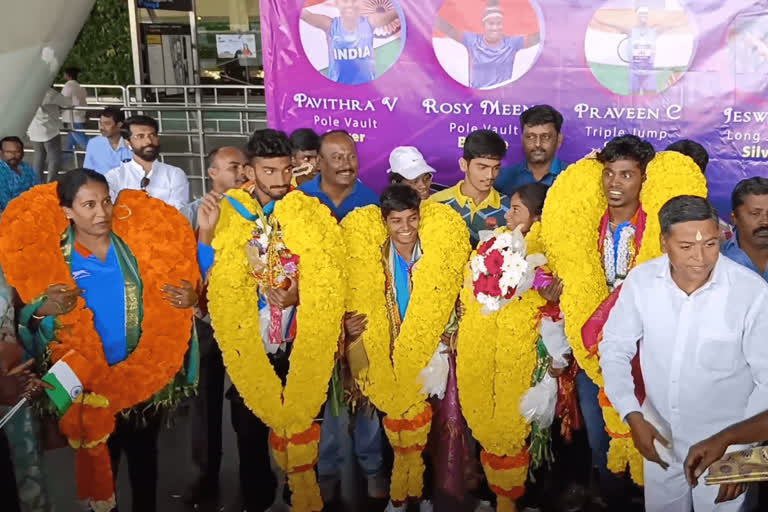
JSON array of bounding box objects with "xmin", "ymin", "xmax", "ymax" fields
[
  {"xmin": 188, "ymin": 319, "xmax": 225, "ymax": 486},
  {"xmin": 107, "ymin": 412, "xmax": 162, "ymax": 512},
  {"xmin": 520, "ymin": 420, "xmax": 592, "ymax": 511},
  {"xmin": 228, "ymin": 347, "xmax": 291, "ymax": 512},
  {"xmin": 230, "ymin": 392, "xmax": 277, "ymax": 512},
  {"xmin": 1, "ymin": 430, "xmax": 20, "ymax": 512}
]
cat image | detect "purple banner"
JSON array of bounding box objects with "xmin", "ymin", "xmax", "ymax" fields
[{"xmin": 261, "ymin": 0, "xmax": 768, "ymax": 216}]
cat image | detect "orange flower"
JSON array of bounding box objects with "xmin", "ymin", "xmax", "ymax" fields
[
  {"xmin": 0, "ymin": 185, "xmax": 198, "ymax": 507},
  {"xmin": 597, "ymin": 387, "xmax": 612, "ymax": 408},
  {"xmin": 290, "ymin": 461, "xmax": 320, "ymax": 474},
  {"xmin": 382, "ymin": 405, "xmax": 433, "ymax": 432},
  {"xmin": 392, "ymin": 444, "xmax": 426, "ymax": 454},
  {"xmin": 595, "ymin": 391, "xmax": 632, "ymax": 438},
  {"xmin": 481, "ymin": 449, "xmax": 530, "ymax": 470},
  {"xmin": 490, "ymin": 485, "xmax": 525, "ymax": 500},
  {"xmin": 605, "ymin": 429, "xmax": 633, "ymax": 439},
  {"xmin": 270, "ymin": 422, "xmax": 322, "ymax": 451}
]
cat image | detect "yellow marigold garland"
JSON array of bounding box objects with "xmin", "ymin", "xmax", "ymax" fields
[
  {"xmin": 457, "ymin": 223, "xmax": 547, "ymax": 507},
  {"xmin": 482, "ymin": 451, "xmax": 530, "ymax": 512},
  {"xmin": 636, "ymin": 152, "xmax": 708, "ymax": 265},
  {"xmin": 383, "ymin": 404, "xmax": 434, "ymax": 500},
  {"xmin": 341, "ymin": 202, "xmax": 470, "ymax": 501},
  {"xmin": 208, "ymin": 189, "xmax": 346, "ymax": 511},
  {"xmin": 540, "ymin": 151, "xmax": 708, "ymax": 484}
]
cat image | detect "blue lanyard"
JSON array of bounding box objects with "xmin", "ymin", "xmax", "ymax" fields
[{"xmin": 226, "ymin": 195, "xmax": 258, "ymax": 222}]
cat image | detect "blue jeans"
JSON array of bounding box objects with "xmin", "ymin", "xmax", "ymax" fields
[
  {"xmin": 575, "ymin": 369, "xmax": 629, "ymax": 506},
  {"xmin": 65, "ymin": 122, "xmax": 89, "ymax": 152},
  {"xmin": 317, "ymin": 403, "xmax": 383, "ymax": 495}
]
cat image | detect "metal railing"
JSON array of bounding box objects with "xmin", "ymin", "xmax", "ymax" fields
[
  {"xmin": 53, "ymin": 84, "xmax": 127, "ymax": 105},
  {"xmin": 50, "ymin": 83, "xmax": 268, "ymax": 196}
]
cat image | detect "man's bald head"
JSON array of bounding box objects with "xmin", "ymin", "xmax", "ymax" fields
[
  {"xmin": 208, "ymin": 146, "xmax": 248, "ymax": 193},
  {"xmin": 319, "ymin": 130, "xmax": 355, "ymax": 148}
]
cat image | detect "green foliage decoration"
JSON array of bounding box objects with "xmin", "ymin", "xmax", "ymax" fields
[{"xmin": 61, "ymin": 0, "xmax": 133, "ymax": 85}]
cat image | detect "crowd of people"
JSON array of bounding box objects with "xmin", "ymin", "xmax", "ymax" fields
[{"xmin": 0, "ymin": 103, "xmax": 767, "ymax": 512}]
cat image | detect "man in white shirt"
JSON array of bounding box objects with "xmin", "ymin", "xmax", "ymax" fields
[
  {"xmin": 61, "ymin": 67, "xmax": 89, "ymax": 152},
  {"xmin": 105, "ymin": 115, "xmax": 189, "ymax": 209},
  {"xmin": 600, "ymin": 195, "xmax": 768, "ymax": 512},
  {"xmin": 27, "ymin": 87, "xmax": 71, "ymax": 182}
]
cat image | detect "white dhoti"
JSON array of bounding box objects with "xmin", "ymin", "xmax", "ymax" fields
[
  {"xmin": 598, "ymin": 257, "xmax": 768, "ymax": 512},
  {"xmin": 643, "ymin": 459, "xmax": 748, "ymax": 512}
]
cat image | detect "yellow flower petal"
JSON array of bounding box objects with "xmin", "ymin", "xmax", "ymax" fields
[
  {"xmin": 539, "ymin": 151, "xmax": 707, "ymax": 485},
  {"xmin": 457, "ymin": 224, "xmax": 545, "ymax": 459},
  {"xmin": 341, "ymin": 202, "xmax": 471, "ymax": 500},
  {"xmin": 209, "ymin": 190, "xmax": 344, "ymax": 512}
]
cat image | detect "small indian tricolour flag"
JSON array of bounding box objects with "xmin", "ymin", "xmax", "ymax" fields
[{"xmin": 42, "ymin": 357, "xmax": 84, "ymax": 415}]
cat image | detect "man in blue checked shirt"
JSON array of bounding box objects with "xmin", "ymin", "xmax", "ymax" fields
[{"xmin": 83, "ymin": 107, "xmax": 133, "ymax": 174}]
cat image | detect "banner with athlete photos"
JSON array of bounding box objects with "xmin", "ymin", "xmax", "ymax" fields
[{"xmin": 262, "ymin": 0, "xmax": 768, "ymax": 215}]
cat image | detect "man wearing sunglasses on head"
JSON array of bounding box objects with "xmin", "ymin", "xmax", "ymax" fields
[{"xmin": 105, "ymin": 115, "xmax": 190, "ymax": 209}]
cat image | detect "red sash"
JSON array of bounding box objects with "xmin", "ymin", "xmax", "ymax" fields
[
  {"xmin": 581, "ymin": 207, "xmax": 647, "ymax": 405},
  {"xmin": 581, "ymin": 285, "xmax": 645, "ymax": 404}
]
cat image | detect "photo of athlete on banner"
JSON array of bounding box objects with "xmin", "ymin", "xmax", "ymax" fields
[
  {"xmin": 728, "ymin": 10, "xmax": 768, "ymax": 94},
  {"xmin": 299, "ymin": 0, "xmax": 405, "ymax": 86},
  {"xmin": 432, "ymin": 0, "xmax": 543, "ymax": 90},
  {"xmin": 586, "ymin": 0, "xmax": 696, "ymax": 96}
]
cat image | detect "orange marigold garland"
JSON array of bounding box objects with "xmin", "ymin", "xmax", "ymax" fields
[{"xmin": 0, "ymin": 184, "xmax": 198, "ymax": 511}]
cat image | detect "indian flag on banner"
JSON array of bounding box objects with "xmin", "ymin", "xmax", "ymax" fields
[
  {"xmin": 42, "ymin": 350, "xmax": 89, "ymax": 415},
  {"xmin": 299, "ymin": 0, "xmax": 403, "ymax": 76},
  {"xmin": 585, "ymin": 1, "xmax": 694, "ymax": 96}
]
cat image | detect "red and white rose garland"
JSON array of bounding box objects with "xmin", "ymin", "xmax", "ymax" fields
[{"xmin": 469, "ymin": 227, "xmax": 546, "ymax": 313}]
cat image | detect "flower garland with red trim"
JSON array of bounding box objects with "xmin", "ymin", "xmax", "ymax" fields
[
  {"xmin": 208, "ymin": 190, "xmax": 346, "ymax": 511},
  {"xmin": 539, "ymin": 152, "xmax": 708, "ymax": 484},
  {"xmin": 457, "ymin": 223, "xmax": 547, "ymax": 512},
  {"xmin": 341, "ymin": 202, "xmax": 470, "ymax": 502},
  {"xmin": 0, "ymin": 184, "xmax": 198, "ymax": 511}
]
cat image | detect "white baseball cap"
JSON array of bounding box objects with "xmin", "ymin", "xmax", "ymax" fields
[{"xmin": 386, "ymin": 146, "xmax": 436, "ymax": 180}]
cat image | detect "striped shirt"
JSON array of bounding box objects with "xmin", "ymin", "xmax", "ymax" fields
[{"xmin": 431, "ymin": 181, "xmax": 510, "ymax": 248}]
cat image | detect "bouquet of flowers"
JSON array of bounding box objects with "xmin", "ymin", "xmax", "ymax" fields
[
  {"xmin": 245, "ymin": 215, "xmax": 299, "ymax": 346},
  {"xmin": 470, "ymin": 227, "xmax": 546, "ymax": 314}
]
